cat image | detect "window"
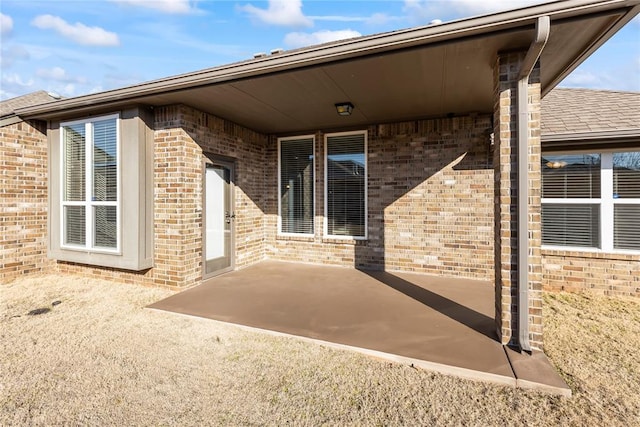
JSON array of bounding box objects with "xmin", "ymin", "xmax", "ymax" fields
[
  {"xmin": 278, "ymin": 136, "xmax": 315, "ymax": 235},
  {"xmin": 61, "ymin": 114, "xmax": 119, "ymax": 252},
  {"xmin": 542, "ymin": 151, "xmax": 640, "ymax": 252},
  {"xmin": 50, "ymin": 108, "xmax": 152, "ymax": 270},
  {"xmin": 613, "ymin": 152, "xmax": 640, "ymax": 250},
  {"xmin": 325, "ymin": 131, "xmax": 367, "ymax": 239}
]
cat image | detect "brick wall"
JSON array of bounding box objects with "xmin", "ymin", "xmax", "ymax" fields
[
  {"xmin": 5, "ymin": 100, "xmax": 636, "ymax": 322},
  {"xmin": 542, "ymin": 250, "xmax": 640, "ymax": 296},
  {"xmin": 178, "ymin": 105, "xmax": 268, "ymax": 270},
  {"xmin": 55, "ymin": 104, "xmax": 267, "ymax": 289},
  {"xmin": 265, "ymin": 116, "xmax": 496, "ymax": 281},
  {"xmin": 493, "ymin": 52, "xmax": 543, "ymax": 350},
  {"xmin": 0, "ymin": 120, "xmax": 53, "ymax": 282}
]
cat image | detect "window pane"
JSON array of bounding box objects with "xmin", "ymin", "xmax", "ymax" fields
[
  {"xmin": 614, "ymin": 204, "xmax": 640, "ymax": 250},
  {"xmin": 326, "ymin": 133, "xmax": 366, "ymax": 237},
  {"xmin": 280, "ymin": 138, "xmax": 314, "ymax": 234},
  {"xmin": 542, "ymin": 204, "xmax": 600, "ymax": 248},
  {"xmin": 94, "ymin": 205, "xmax": 117, "ymax": 248},
  {"xmin": 64, "ymin": 205, "xmax": 85, "ymax": 245},
  {"xmin": 613, "ymin": 152, "xmax": 640, "ymax": 199},
  {"xmin": 63, "ymin": 123, "xmax": 85, "ymax": 201},
  {"xmin": 542, "ymin": 154, "xmax": 600, "ymax": 198},
  {"xmin": 93, "ymin": 118, "xmax": 118, "ymax": 201}
]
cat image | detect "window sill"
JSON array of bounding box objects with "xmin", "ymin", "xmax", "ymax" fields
[
  {"xmin": 60, "ymin": 244, "xmax": 121, "ymax": 256},
  {"xmin": 542, "ymin": 246, "xmax": 640, "ymax": 261},
  {"xmin": 276, "ymin": 234, "xmax": 315, "ymax": 242},
  {"xmin": 322, "ymin": 236, "xmax": 367, "ymax": 245}
]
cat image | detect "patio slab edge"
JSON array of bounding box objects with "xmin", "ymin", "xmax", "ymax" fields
[
  {"xmin": 148, "ymin": 307, "xmax": 575, "ymax": 393},
  {"xmin": 505, "ymin": 347, "xmax": 572, "ymax": 397}
]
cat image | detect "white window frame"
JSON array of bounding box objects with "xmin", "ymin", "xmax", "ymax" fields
[
  {"xmin": 323, "ymin": 130, "xmax": 368, "ymax": 240},
  {"xmin": 277, "ymin": 135, "xmax": 316, "ymax": 237},
  {"xmin": 542, "ymin": 149, "xmax": 640, "ymax": 254},
  {"xmin": 60, "ymin": 113, "xmax": 121, "ymax": 254}
]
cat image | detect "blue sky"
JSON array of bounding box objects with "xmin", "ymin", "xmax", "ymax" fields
[{"xmin": 1, "ymin": 0, "xmax": 638, "ymax": 101}]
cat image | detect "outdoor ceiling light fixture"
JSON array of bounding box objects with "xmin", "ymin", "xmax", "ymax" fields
[{"xmin": 335, "ymin": 102, "xmax": 354, "ymax": 116}]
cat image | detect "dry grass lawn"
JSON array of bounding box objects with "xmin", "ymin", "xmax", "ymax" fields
[{"xmin": 1, "ymin": 275, "xmax": 639, "ymax": 426}]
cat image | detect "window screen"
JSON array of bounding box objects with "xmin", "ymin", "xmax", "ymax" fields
[
  {"xmin": 613, "ymin": 152, "xmax": 640, "ymax": 250},
  {"xmin": 326, "ymin": 133, "xmax": 366, "ymax": 237},
  {"xmin": 64, "ymin": 205, "xmax": 85, "ymax": 246},
  {"xmin": 613, "ymin": 152, "xmax": 640, "ymax": 199},
  {"xmin": 279, "ymin": 138, "xmax": 314, "ymax": 234},
  {"xmin": 63, "ymin": 123, "xmax": 86, "ymax": 202},
  {"xmin": 93, "ymin": 119, "xmax": 118, "ymax": 202},
  {"xmin": 542, "ymin": 154, "xmax": 601, "ymax": 198},
  {"xmin": 94, "ymin": 205, "xmax": 117, "ymax": 248},
  {"xmin": 542, "ymin": 204, "xmax": 600, "ymax": 248},
  {"xmin": 614, "ymin": 205, "xmax": 640, "ymax": 250}
]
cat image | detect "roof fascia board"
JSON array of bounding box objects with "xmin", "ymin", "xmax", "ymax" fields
[
  {"xmin": 542, "ymin": 129, "xmax": 640, "ymax": 142},
  {"xmin": 15, "ymin": 0, "xmax": 639, "ymax": 118}
]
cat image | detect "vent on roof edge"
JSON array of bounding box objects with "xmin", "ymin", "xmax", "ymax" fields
[
  {"xmin": 270, "ymin": 48, "xmax": 284, "ymax": 55},
  {"xmin": 253, "ymin": 52, "xmax": 267, "ymax": 59}
]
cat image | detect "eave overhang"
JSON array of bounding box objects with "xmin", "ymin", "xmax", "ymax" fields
[
  {"xmin": 542, "ymin": 129, "xmax": 640, "ymax": 150},
  {"xmin": 15, "ymin": 0, "xmax": 640, "ymax": 134}
]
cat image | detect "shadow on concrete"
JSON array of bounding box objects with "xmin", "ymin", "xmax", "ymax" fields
[{"xmin": 361, "ymin": 270, "xmax": 497, "ymax": 340}]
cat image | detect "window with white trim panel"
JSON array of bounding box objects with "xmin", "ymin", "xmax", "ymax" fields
[{"xmin": 542, "ymin": 150, "xmax": 640, "ymax": 252}]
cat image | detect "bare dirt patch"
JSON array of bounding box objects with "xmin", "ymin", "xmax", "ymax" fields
[{"xmin": 2, "ymin": 275, "xmax": 638, "ymax": 426}]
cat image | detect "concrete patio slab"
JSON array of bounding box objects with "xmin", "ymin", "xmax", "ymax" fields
[
  {"xmin": 149, "ymin": 260, "xmax": 570, "ymax": 395},
  {"xmin": 506, "ymin": 347, "xmax": 572, "ymax": 396}
]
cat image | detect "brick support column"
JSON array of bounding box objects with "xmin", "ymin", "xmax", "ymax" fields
[
  {"xmin": 153, "ymin": 105, "xmax": 203, "ymax": 288},
  {"xmin": 493, "ymin": 52, "xmax": 543, "ymax": 350}
]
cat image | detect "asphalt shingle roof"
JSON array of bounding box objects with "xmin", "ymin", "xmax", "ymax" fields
[
  {"xmin": 0, "ymin": 91, "xmax": 61, "ymax": 118},
  {"xmin": 542, "ymin": 88, "xmax": 640, "ymax": 135}
]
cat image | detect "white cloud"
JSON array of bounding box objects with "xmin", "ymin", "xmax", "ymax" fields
[
  {"xmin": 0, "ymin": 45, "xmax": 30, "ymax": 69},
  {"xmin": 560, "ymin": 69, "xmax": 601, "ymax": 87},
  {"xmin": 241, "ymin": 0, "xmax": 313, "ymax": 28},
  {"xmin": 560, "ymin": 58, "xmax": 640, "ymax": 92},
  {"xmin": 310, "ymin": 13, "xmax": 400, "ymax": 26},
  {"xmin": 366, "ymin": 13, "xmax": 400, "ymax": 26},
  {"xmin": 2, "ymin": 73, "xmax": 33, "ymax": 88},
  {"xmin": 0, "ymin": 13, "xmax": 13, "ymax": 36},
  {"xmin": 284, "ymin": 29, "xmax": 362, "ymax": 49},
  {"xmin": 60, "ymin": 84, "xmax": 77, "ymax": 97},
  {"xmin": 403, "ymin": 0, "xmax": 544, "ymax": 23},
  {"xmin": 110, "ymin": 0, "xmax": 198, "ymax": 14},
  {"xmin": 31, "ymin": 15, "xmax": 120, "ymax": 46},
  {"xmin": 36, "ymin": 67, "xmax": 87, "ymax": 84},
  {"xmin": 0, "ymin": 72, "xmax": 35, "ymax": 100}
]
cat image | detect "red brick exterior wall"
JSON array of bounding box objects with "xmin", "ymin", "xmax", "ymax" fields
[
  {"xmin": 3, "ymin": 102, "xmax": 637, "ymax": 311},
  {"xmin": 43, "ymin": 104, "xmax": 267, "ymax": 289},
  {"xmin": 1, "ymin": 120, "xmax": 53, "ymax": 282},
  {"xmin": 542, "ymin": 250, "xmax": 640, "ymax": 296},
  {"xmin": 265, "ymin": 117, "xmax": 496, "ymax": 281}
]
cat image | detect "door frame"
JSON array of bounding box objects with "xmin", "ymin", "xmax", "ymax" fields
[{"xmin": 202, "ymin": 153, "xmax": 236, "ymax": 279}]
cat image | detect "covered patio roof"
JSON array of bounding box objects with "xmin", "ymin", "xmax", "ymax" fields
[{"xmin": 16, "ymin": 0, "xmax": 640, "ymax": 134}]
